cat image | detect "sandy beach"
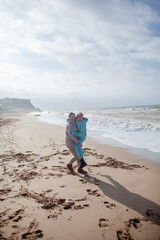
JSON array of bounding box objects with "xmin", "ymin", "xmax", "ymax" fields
[{"xmin": 0, "ymin": 113, "xmax": 160, "ymax": 240}]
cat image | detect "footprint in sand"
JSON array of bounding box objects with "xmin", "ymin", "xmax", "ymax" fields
[
  {"xmin": 86, "ymin": 189, "xmax": 101, "ymax": 197},
  {"xmin": 0, "ymin": 188, "xmax": 12, "ymax": 195},
  {"xmin": 62, "ymin": 200, "xmax": 89, "ymax": 211},
  {"xmin": 74, "ymin": 204, "xmax": 89, "ymax": 210},
  {"xmin": 75, "ymin": 197, "xmax": 88, "ymax": 202},
  {"xmin": 12, "ymin": 225, "xmax": 19, "ymax": 228},
  {"xmin": 127, "ymin": 218, "xmax": 147, "ymax": 229},
  {"xmin": 125, "ymin": 217, "xmax": 148, "ymax": 229},
  {"xmin": 63, "ymin": 202, "xmax": 75, "ymax": 210},
  {"xmin": 48, "ymin": 213, "xmax": 58, "ymax": 219},
  {"xmin": 116, "ymin": 230, "xmax": 133, "ymax": 240},
  {"xmin": 104, "ymin": 201, "xmax": 116, "ymax": 209},
  {"xmin": 79, "ymin": 179, "xmax": 87, "ymax": 184},
  {"xmin": 9, "ymin": 209, "xmax": 24, "ymax": 222},
  {"xmin": 0, "ymin": 209, "xmax": 25, "ymax": 238},
  {"xmin": 61, "ymin": 150, "xmax": 70, "ymax": 155},
  {"xmin": 117, "ymin": 217, "xmax": 148, "ymax": 240},
  {"xmin": 99, "ymin": 218, "xmax": 109, "ymax": 228},
  {"xmin": 42, "ymin": 166, "xmax": 48, "ymax": 170},
  {"xmin": 21, "ymin": 230, "xmax": 43, "ymax": 239}
]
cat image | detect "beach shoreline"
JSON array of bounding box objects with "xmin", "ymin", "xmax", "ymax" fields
[
  {"xmin": 0, "ymin": 113, "xmax": 160, "ymax": 240},
  {"xmin": 86, "ymin": 129, "xmax": 160, "ymax": 165},
  {"xmin": 37, "ymin": 105, "xmax": 160, "ymax": 160}
]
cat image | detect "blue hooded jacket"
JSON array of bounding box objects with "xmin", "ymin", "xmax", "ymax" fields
[{"xmin": 72, "ymin": 117, "xmax": 88, "ymax": 139}]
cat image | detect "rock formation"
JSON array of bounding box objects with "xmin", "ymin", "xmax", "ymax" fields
[{"xmin": 0, "ymin": 98, "xmax": 41, "ymax": 113}]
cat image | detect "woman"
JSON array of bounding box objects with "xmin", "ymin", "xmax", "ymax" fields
[{"xmin": 65, "ymin": 112, "xmax": 87, "ymax": 174}]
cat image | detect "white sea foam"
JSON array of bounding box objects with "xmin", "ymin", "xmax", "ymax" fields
[{"xmin": 37, "ymin": 105, "xmax": 160, "ymax": 161}]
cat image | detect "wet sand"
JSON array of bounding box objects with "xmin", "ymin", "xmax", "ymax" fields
[{"xmin": 0, "ymin": 114, "xmax": 160, "ymax": 240}]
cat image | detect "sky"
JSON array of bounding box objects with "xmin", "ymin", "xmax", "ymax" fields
[{"xmin": 0, "ymin": 0, "xmax": 160, "ymax": 110}]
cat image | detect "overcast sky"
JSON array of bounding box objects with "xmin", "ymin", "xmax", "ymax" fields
[{"xmin": 0, "ymin": 0, "xmax": 160, "ymax": 110}]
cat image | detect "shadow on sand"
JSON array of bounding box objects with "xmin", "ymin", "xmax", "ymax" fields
[{"xmin": 78, "ymin": 174, "xmax": 160, "ymax": 226}]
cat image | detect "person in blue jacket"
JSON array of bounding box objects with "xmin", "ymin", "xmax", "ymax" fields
[{"xmin": 72, "ymin": 112, "xmax": 88, "ymax": 169}]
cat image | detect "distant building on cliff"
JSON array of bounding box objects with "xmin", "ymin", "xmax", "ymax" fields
[{"xmin": 0, "ymin": 98, "xmax": 41, "ymax": 113}]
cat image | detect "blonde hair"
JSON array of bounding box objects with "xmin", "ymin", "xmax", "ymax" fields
[{"xmin": 76, "ymin": 112, "xmax": 83, "ymax": 117}]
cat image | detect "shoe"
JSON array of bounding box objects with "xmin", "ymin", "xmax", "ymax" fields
[
  {"xmin": 66, "ymin": 164, "xmax": 74, "ymax": 172},
  {"xmin": 78, "ymin": 168, "xmax": 87, "ymax": 174},
  {"xmin": 79, "ymin": 158, "xmax": 87, "ymax": 168}
]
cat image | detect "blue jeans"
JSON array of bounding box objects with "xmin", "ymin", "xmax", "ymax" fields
[{"xmin": 75, "ymin": 136, "xmax": 86, "ymax": 159}]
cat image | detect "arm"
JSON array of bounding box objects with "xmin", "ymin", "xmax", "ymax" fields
[
  {"xmin": 73, "ymin": 118, "xmax": 88, "ymax": 137},
  {"xmin": 72, "ymin": 130, "xmax": 83, "ymax": 137},
  {"xmin": 67, "ymin": 125, "xmax": 79, "ymax": 144},
  {"xmin": 84, "ymin": 118, "xmax": 88, "ymax": 122}
]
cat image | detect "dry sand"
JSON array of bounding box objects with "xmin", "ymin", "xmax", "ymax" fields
[{"xmin": 0, "ymin": 113, "xmax": 160, "ymax": 240}]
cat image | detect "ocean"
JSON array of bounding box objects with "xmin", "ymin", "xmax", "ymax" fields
[{"xmin": 37, "ymin": 105, "xmax": 160, "ymax": 164}]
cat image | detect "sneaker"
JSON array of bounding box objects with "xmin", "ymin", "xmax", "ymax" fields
[
  {"xmin": 78, "ymin": 168, "xmax": 87, "ymax": 174},
  {"xmin": 79, "ymin": 158, "xmax": 87, "ymax": 168},
  {"xmin": 66, "ymin": 164, "xmax": 74, "ymax": 172}
]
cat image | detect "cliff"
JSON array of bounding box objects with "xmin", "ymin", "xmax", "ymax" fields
[{"xmin": 0, "ymin": 98, "xmax": 41, "ymax": 113}]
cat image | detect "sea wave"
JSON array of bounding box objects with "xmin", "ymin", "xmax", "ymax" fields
[{"xmin": 37, "ymin": 105, "xmax": 160, "ymax": 154}]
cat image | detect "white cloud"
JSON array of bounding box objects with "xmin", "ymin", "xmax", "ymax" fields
[{"xmin": 0, "ymin": 0, "xmax": 160, "ymax": 108}]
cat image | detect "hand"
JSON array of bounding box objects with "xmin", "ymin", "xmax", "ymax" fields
[{"xmin": 77, "ymin": 142, "xmax": 82, "ymax": 147}]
